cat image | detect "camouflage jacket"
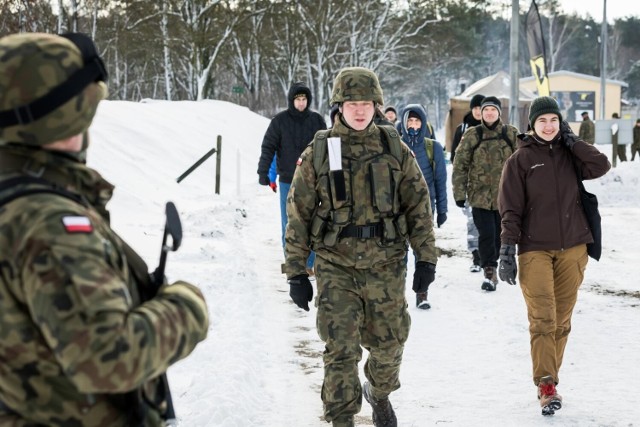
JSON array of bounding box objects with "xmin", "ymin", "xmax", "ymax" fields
[
  {"xmin": 0, "ymin": 146, "xmax": 208, "ymax": 426},
  {"xmin": 283, "ymin": 118, "xmax": 437, "ymax": 277},
  {"xmin": 579, "ymin": 119, "xmax": 595, "ymax": 144},
  {"xmin": 452, "ymin": 121, "xmax": 517, "ymax": 211}
]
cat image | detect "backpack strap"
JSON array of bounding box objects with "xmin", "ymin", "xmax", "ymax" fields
[
  {"xmin": 312, "ymin": 130, "xmax": 331, "ymax": 175},
  {"xmin": 423, "ymin": 138, "xmax": 435, "ymax": 171},
  {"xmin": 312, "ymin": 125, "xmax": 404, "ymax": 176},
  {"xmin": 471, "ymin": 124, "xmax": 515, "ymax": 156},
  {"xmin": 0, "ymin": 176, "xmax": 86, "ymax": 208},
  {"xmin": 378, "ymin": 125, "xmax": 403, "ymax": 166}
]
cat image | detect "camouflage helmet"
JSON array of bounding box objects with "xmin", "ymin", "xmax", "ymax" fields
[
  {"xmin": 0, "ymin": 32, "xmax": 108, "ymax": 146},
  {"xmin": 330, "ymin": 67, "xmax": 384, "ymax": 106}
]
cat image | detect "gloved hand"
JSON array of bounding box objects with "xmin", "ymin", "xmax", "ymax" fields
[
  {"xmin": 269, "ymin": 182, "xmax": 277, "ymax": 193},
  {"xmin": 412, "ymin": 262, "xmax": 436, "ymax": 293},
  {"xmin": 158, "ymin": 281, "xmax": 209, "ymax": 339},
  {"xmin": 455, "ymin": 200, "xmax": 466, "ymax": 208},
  {"xmin": 259, "ymin": 175, "xmax": 270, "ymax": 186},
  {"xmin": 288, "ymin": 274, "xmax": 313, "ymax": 311},
  {"xmin": 437, "ymin": 212, "xmax": 447, "ymax": 228},
  {"xmin": 560, "ymin": 120, "xmax": 579, "ymax": 150},
  {"xmin": 498, "ymin": 244, "xmax": 517, "ymax": 285}
]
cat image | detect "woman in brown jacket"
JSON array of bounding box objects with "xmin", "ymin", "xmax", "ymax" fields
[{"xmin": 497, "ymin": 96, "xmax": 610, "ymax": 417}]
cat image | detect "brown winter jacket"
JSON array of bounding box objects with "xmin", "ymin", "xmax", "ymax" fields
[{"xmin": 498, "ymin": 133, "xmax": 610, "ymax": 254}]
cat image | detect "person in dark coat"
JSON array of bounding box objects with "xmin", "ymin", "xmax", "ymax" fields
[
  {"xmin": 257, "ymin": 82, "xmax": 327, "ymax": 273},
  {"xmin": 400, "ymin": 104, "xmax": 448, "ymax": 310},
  {"xmin": 498, "ymin": 96, "xmax": 610, "ymax": 416},
  {"xmin": 451, "ymin": 94, "xmax": 484, "ymax": 273}
]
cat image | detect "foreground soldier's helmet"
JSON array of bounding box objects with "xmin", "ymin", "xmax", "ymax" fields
[
  {"xmin": 0, "ymin": 32, "xmax": 108, "ymax": 146},
  {"xmin": 330, "ymin": 67, "xmax": 384, "ymax": 106}
]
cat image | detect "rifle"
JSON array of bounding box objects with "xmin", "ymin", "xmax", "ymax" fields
[{"xmin": 151, "ymin": 201, "xmax": 182, "ymax": 423}]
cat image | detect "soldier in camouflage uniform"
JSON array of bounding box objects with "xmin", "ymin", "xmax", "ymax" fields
[
  {"xmin": 578, "ymin": 111, "xmax": 595, "ymax": 145},
  {"xmin": 283, "ymin": 67, "xmax": 438, "ymax": 427},
  {"xmin": 452, "ymin": 96, "xmax": 517, "ymax": 292},
  {"xmin": 0, "ymin": 33, "xmax": 209, "ymax": 426}
]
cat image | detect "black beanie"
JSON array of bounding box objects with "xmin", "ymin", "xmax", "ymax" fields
[
  {"xmin": 528, "ymin": 96, "xmax": 562, "ymax": 128},
  {"xmin": 408, "ymin": 110, "xmax": 420, "ymax": 120},
  {"xmin": 481, "ymin": 96, "xmax": 502, "ymax": 115},
  {"xmin": 384, "ymin": 106, "xmax": 397, "ymax": 115},
  {"xmin": 470, "ymin": 94, "xmax": 485, "ymax": 109}
]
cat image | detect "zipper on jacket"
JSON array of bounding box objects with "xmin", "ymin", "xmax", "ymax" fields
[{"xmin": 549, "ymin": 144, "xmax": 566, "ymax": 249}]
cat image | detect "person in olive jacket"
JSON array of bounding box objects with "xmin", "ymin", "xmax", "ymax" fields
[{"xmin": 497, "ymin": 96, "xmax": 610, "ymax": 417}]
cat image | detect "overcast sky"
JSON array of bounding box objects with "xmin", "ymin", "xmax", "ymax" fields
[{"xmin": 556, "ymin": 0, "xmax": 638, "ymax": 21}]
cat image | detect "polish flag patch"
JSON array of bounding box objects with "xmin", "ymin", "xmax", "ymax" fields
[
  {"xmin": 296, "ymin": 157, "xmax": 303, "ymax": 166},
  {"xmin": 62, "ymin": 216, "xmax": 93, "ymax": 233}
]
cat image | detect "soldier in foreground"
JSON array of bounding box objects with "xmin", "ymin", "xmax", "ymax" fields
[
  {"xmin": 283, "ymin": 67, "xmax": 438, "ymax": 427},
  {"xmin": 0, "ymin": 33, "xmax": 208, "ymax": 426}
]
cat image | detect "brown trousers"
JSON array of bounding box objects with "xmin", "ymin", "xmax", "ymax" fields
[{"xmin": 518, "ymin": 244, "xmax": 588, "ymax": 386}]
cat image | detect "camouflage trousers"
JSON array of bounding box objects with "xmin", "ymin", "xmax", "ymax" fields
[{"xmin": 314, "ymin": 258, "xmax": 410, "ymax": 422}]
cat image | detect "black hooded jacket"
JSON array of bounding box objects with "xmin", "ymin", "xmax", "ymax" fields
[
  {"xmin": 257, "ymin": 82, "xmax": 326, "ymax": 184},
  {"xmin": 451, "ymin": 111, "xmax": 482, "ymax": 164}
]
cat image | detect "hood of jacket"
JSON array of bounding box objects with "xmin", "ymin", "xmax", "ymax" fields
[
  {"xmin": 287, "ymin": 82, "xmax": 312, "ymax": 115},
  {"xmin": 400, "ymin": 103, "xmax": 428, "ymax": 144}
]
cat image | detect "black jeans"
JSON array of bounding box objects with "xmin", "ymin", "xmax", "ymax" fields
[{"xmin": 471, "ymin": 207, "xmax": 501, "ymax": 268}]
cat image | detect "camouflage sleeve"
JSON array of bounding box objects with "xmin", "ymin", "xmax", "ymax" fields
[
  {"xmin": 20, "ymin": 200, "xmax": 208, "ymax": 393},
  {"xmin": 397, "ymin": 146, "xmax": 438, "ymax": 264},
  {"xmin": 452, "ymin": 127, "xmax": 476, "ymax": 202},
  {"xmin": 283, "ymin": 145, "xmax": 316, "ymax": 278}
]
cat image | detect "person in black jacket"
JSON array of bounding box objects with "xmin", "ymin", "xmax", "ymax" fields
[{"xmin": 257, "ymin": 82, "xmax": 326, "ymax": 274}]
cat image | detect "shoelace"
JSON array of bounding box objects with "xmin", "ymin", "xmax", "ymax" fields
[{"xmin": 539, "ymin": 382, "xmax": 556, "ymax": 397}]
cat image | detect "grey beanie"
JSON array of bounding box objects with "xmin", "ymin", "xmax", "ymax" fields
[{"xmin": 481, "ymin": 96, "xmax": 501, "ymax": 115}]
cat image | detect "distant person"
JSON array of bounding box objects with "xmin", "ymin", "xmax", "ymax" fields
[
  {"xmin": 452, "ymin": 96, "xmax": 518, "ymax": 292},
  {"xmin": 498, "ymin": 96, "xmax": 610, "ymax": 417},
  {"xmin": 374, "ymin": 105, "xmax": 394, "ymax": 126},
  {"xmin": 611, "ymin": 112, "xmax": 627, "ymax": 162},
  {"xmin": 632, "ymin": 118, "xmax": 640, "ymax": 161},
  {"xmin": 257, "ymin": 82, "xmax": 327, "ymax": 274},
  {"xmin": 283, "ymin": 67, "xmax": 437, "ymax": 427},
  {"xmin": 384, "ymin": 106, "xmax": 398, "ymax": 125},
  {"xmin": 451, "ymin": 94, "xmax": 484, "ymax": 272},
  {"xmin": 578, "ymin": 111, "xmax": 595, "ymax": 145},
  {"xmin": 0, "ymin": 32, "xmax": 209, "ymax": 425},
  {"xmin": 400, "ymin": 104, "xmax": 448, "ymax": 309}
]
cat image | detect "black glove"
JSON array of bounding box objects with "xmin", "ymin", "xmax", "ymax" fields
[
  {"xmin": 455, "ymin": 200, "xmax": 466, "ymax": 208},
  {"xmin": 437, "ymin": 212, "xmax": 447, "ymax": 228},
  {"xmin": 259, "ymin": 175, "xmax": 270, "ymax": 186},
  {"xmin": 498, "ymin": 244, "xmax": 517, "ymax": 285},
  {"xmin": 288, "ymin": 274, "xmax": 313, "ymax": 311},
  {"xmin": 413, "ymin": 262, "xmax": 436, "ymax": 293},
  {"xmin": 560, "ymin": 120, "xmax": 579, "ymax": 150}
]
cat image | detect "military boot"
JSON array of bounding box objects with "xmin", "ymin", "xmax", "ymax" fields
[
  {"xmin": 363, "ymin": 381, "xmax": 397, "ymax": 427},
  {"xmin": 538, "ymin": 375, "xmax": 562, "ymax": 416},
  {"xmin": 332, "ymin": 415, "xmax": 355, "ymax": 427},
  {"xmin": 416, "ymin": 291, "xmax": 431, "ymax": 310},
  {"xmin": 481, "ymin": 266, "xmax": 497, "ymax": 291}
]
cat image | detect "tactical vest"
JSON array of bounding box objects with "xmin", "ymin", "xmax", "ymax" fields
[{"xmin": 308, "ymin": 125, "xmax": 409, "ymax": 248}]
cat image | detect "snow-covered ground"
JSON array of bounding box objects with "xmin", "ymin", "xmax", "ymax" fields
[{"xmin": 89, "ymin": 100, "xmax": 640, "ymax": 426}]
